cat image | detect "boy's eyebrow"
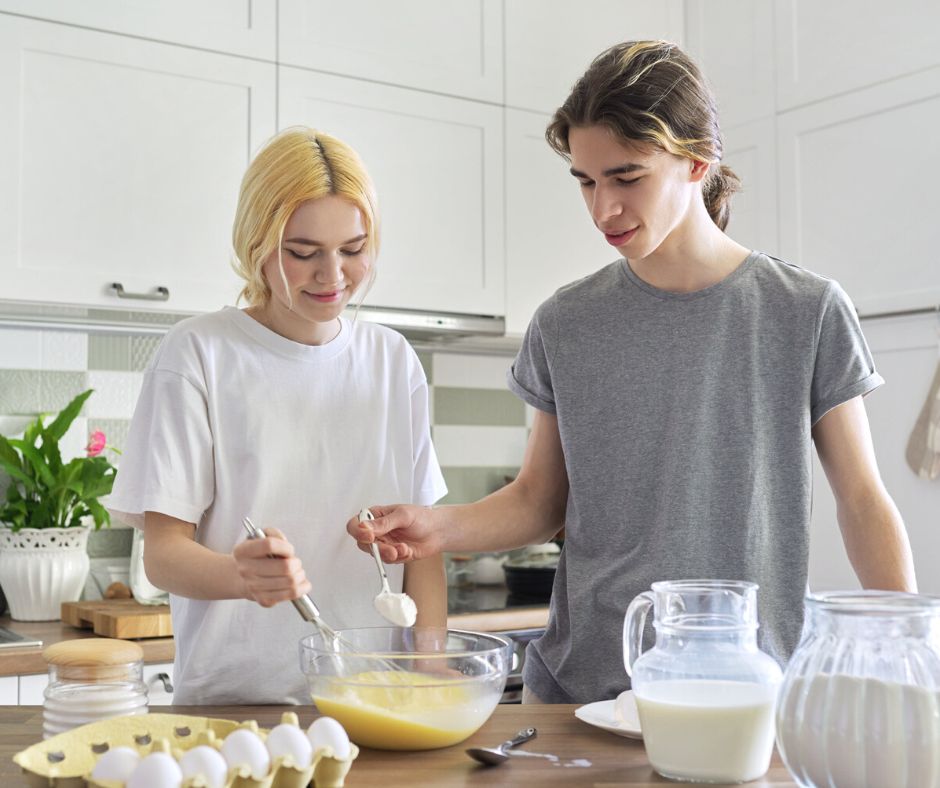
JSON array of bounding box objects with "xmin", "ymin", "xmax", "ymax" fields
[
  {"xmin": 569, "ymin": 163, "xmax": 648, "ymax": 178},
  {"xmin": 284, "ymin": 233, "xmax": 368, "ymax": 246}
]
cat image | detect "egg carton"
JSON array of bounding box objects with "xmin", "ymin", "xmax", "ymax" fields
[{"xmin": 13, "ymin": 712, "xmax": 359, "ymax": 788}]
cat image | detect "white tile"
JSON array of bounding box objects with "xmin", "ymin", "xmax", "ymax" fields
[
  {"xmin": 432, "ymin": 353, "xmax": 513, "ymax": 390},
  {"xmin": 0, "ymin": 328, "xmax": 42, "ymax": 370},
  {"xmin": 525, "ymin": 404, "xmax": 536, "ymax": 429},
  {"xmin": 0, "ymin": 416, "xmax": 32, "ymax": 437},
  {"xmin": 433, "ymin": 425, "xmax": 528, "ymax": 467},
  {"xmin": 41, "ymin": 331, "xmax": 88, "ymax": 371},
  {"xmin": 84, "ymin": 371, "xmax": 144, "ymax": 419}
]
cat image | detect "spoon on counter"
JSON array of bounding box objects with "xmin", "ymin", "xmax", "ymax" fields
[
  {"xmin": 466, "ymin": 727, "xmax": 538, "ymax": 766},
  {"xmin": 359, "ymin": 508, "xmax": 418, "ymax": 627}
]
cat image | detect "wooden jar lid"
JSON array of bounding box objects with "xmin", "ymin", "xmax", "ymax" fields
[{"xmin": 43, "ymin": 638, "xmax": 143, "ymax": 667}]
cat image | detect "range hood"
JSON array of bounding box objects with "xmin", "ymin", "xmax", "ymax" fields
[{"xmin": 0, "ymin": 300, "xmax": 521, "ymax": 355}]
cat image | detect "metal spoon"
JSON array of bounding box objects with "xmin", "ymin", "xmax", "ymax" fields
[
  {"xmin": 360, "ymin": 508, "xmax": 418, "ymax": 627},
  {"xmin": 466, "ymin": 727, "xmax": 537, "ymax": 766}
]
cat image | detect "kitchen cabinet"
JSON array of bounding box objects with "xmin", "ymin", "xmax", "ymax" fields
[
  {"xmin": 142, "ymin": 661, "xmax": 175, "ymax": 706},
  {"xmin": 0, "ymin": 1, "xmax": 276, "ymax": 60},
  {"xmin": 279, "ymin": 66, "xmax": 505, "ymax": 316},
  {"xmin": 776, "ymin": 66, "xmax": 940, "ymax": 315},
  {"xmin": 721, "ymin": 117, "xmax": 778, "ymax": 255},
  {"xmin": 684, "ymin": 0, "xmax": 775, "ymax": 128},
  {"xmin": 0, "ymin": 15, "xmax": 276, "ymax": 315},
  {"xmin": 774, "ymin": 0, "xmax": 940, "ymax": 111},
  {"xmin": 18, "ymin": 673, "xmax": 46, "ymax": 706},
  {"xmin": 278, "ymin": 0, "xmax": 503, "ymax": 103},
  {"xmin": 503, "ymin": 108, "xmax": 613, "ymax": 336},
  {"xmin": 0, "ymin": 676, "xmax": 15, "ymax": 705},
  {"xmin": 504, "ymin": 0, "xmax": 684, "ymax": 114}
]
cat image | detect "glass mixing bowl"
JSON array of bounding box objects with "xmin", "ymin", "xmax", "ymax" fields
[{"xmin": 299, "ymin": 627, "xmax": 511, "ymax": 750}]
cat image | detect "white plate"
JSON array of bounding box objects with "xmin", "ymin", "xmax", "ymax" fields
[{"xmin": 574, "ymin": 690, "xmax": 643, "ymax": 739}]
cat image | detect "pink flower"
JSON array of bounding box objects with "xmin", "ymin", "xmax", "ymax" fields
[{"xmin": 86, "ymin": 430, "xmax": 106, "ymax": 457}]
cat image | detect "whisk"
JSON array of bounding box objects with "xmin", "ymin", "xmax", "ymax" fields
[{"xmin": 241, "ymin": 517, "xmax": 409, "ymax": 675}]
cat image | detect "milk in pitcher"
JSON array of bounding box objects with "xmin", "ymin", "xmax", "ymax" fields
[{"xmin": 636, "ymin": 679, "xmax": 778, "ymax": 783}]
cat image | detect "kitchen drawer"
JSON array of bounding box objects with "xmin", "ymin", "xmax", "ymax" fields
[{"xmin": 18, "ymin": 673, "xmax": 48, "ymax": 706}]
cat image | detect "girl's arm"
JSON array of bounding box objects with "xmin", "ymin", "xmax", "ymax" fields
[
  {"xmin": 813, "ymin": 396, "xmax": 917, "ymax": 591},
  {"xmin": 143, "ymin": 511, "xmax": 312, "ymax": 604},
  {"xmin": 403, "ymin": 555, "xmax": 447, "ymax": 628}
]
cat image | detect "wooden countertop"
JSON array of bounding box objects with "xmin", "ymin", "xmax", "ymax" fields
[
  {"xmin": 0, "ymin": 704, "xmax": 798, "ymax": 786},
  {"xmin": 0, "ymin": 618, "xmax": 175, "ymax": 676},
  {"xmin": 0, "ymin": 607, "xmax": 549, "ymax": 677}
]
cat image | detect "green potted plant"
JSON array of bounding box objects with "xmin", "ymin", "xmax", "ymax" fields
[{"xmin": 0, "ymin": 389, "xmax": 117, "ymax": 621}]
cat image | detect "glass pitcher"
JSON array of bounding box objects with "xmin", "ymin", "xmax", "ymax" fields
[
  {"xmin": 776, "ymin": 591, "xmax": 940, "ymax": 788},
  {"xmin": 623, "ymin": 579, "xmax": 783, "ymax": 784}
]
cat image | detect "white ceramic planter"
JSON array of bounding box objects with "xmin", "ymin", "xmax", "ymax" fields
[{"xmin": 0, "ymin": 526, "xmax": 91, "ymax": 621}]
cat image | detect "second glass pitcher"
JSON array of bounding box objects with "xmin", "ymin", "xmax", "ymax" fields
[{"xmin": 623, "ymin": 579, "xmax": 783, "ymax": 784}]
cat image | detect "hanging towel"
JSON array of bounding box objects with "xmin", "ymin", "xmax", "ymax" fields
[{"xmin": 906, "ymin": 360, "xmax": 940, "ymax": 480}]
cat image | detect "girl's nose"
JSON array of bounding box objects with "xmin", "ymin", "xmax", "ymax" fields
[{"xmin": 315, "ymin": 252, "xmax": 344, "ymax": 284}]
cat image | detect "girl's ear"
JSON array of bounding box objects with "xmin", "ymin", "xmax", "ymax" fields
[{"xmin": 689, "ymin": 159, "xmax": 710, "ymax": 183}]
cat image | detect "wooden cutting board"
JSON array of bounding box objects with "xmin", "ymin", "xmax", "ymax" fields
[{"xmin": 61, "ymin": 599, "xmax": 172, "ymax": 639}]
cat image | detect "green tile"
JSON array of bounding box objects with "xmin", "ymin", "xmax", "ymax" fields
[
  {"xmin": 87, "ymin": 526, "xmax": 134, "ymax": 558},
  {"xmin": 439, "ymin": 466, "xmax": 519, "ymax": 505},
  {"xmin": 88, "ymin": 419, "xmax": 132, "ymax": 453},
  {"xmin": 38, "ymin": 371, "xmax": 87, "ymax": 412},
  {"xmin": 130, "ymin": 336, "xmax": 161, "ymax": 371},
  {"xmin": 0, "ymin": 370, "xmax": 41, "ymax": 414},
  {"xmin": 416, "ymin": 351, "xmax": 433, "ymax": 384},
  {"xmin": 433, "ymin": 387, "xmax": 525, "ymax": 426},
  {"xmin": 88, "ymin": 335, "xmax": 131, "ymax": 371}
]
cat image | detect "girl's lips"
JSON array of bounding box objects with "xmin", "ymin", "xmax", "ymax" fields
[
  {"xmin": 303, "ymin": 290, "xmax": 343, "ymax": 303},
  {"xmin": 604, "ymin": 227, "xmax": 638, "ymax": 246}
]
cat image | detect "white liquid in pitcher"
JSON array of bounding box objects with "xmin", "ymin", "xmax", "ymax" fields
[
  {"xmin": 777, "ymin": 673, "xmax": 940, "ymax": 788},
  {"xmin": 635, "ymin": 680, "xmax": 778, "ymax": 783}
]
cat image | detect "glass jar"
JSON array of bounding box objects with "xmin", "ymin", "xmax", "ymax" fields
[
  {"xmin": 623, "ymin": 579, "xmax": 783, "ymax": 784},
  {"xmin": 129, "ymin": 527, "xmax": 169, "ymax": 605},
  {"xmin": 776, "ymin": 591, "xmax": 940, "ymax": 788},
  {"xmin": 43, "ymin": 639, "xmax": 148, "ymax": 739}
]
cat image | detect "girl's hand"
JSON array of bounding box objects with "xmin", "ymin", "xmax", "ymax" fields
[
  {"xmin": 346, "ymin": 505, "xmax": 444, "ymax": 563},
  {"xmin": 233, "ymin": 527, "xmax": 312, "ymax": 607}
]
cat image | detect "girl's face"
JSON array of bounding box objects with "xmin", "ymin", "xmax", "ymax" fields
[
  {"xmin": 257, "ymin": 194, "xmax": 372, "ymax": 344},
  {"xmin": 567, "ymin": 125, "xmax": 707, "ymax": 261}
]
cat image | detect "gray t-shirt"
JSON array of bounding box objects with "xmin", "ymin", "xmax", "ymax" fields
[{"xmin": 507, "ymin": 251, "xmax": 883, "ymax": 703}]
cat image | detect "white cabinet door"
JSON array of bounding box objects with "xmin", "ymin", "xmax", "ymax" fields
[
  {"xmin": 19, "ymin": 673, "xmax": 48, "ymax": 705},
  {"xmin": 0, "ymin": 3, "xmax": 276, "ymax": 60},
  {"xmin": 143, "ymin": 661, "xmax": 175, "ymax": 706},
  {"xmin": 278, "ymin": 0, "xmax": 502, "ymax": 102},
  {"xmin": 684, "ymin": 0, "xmax": 775, "ymax": 128},
  {"xmin": 0, "ymin": 675, "xmax": 17, "ymax": 704},
  {"xmin": 504, "ymin": 109, "xmax": 614, "ymax": 336},
  {"xmin": 721, "ymin": 117, "xmax": 778, "ymax": 256},
  {"xmin": 777, "ymin": 67, "xmax": 940, "ymax": 315},
  {"xmin": 0, "ymin": 16, "xmax": 276, "ymax": 314},
  {"xmin": 505, "ymin": 0, "xmax": 685, "ymax": 114},
  {"xmin": 279, "ymin": 67, "xmax": 505, "ymax": 316},
  {"xmin": 774, "ymin": 0, "xmax": 940, "ymax": 111}
]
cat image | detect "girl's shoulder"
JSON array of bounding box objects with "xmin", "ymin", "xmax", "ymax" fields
[{"xmin": 146, "ymin": 308, "xmax": 243, "ymax": 371}]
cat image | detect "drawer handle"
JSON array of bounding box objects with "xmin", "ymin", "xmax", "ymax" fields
[
  {"xmin": 110, "ymin": 282, "xmax": 170, "ymax": 301},
  {"xmin": 149, "ymin": 672, "xmax": 174, "ymax": 693}
]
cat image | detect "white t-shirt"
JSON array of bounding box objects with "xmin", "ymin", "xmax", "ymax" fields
[{"xmin": 108, "ymin": 307, "xmax": 447, "ymax": 704}]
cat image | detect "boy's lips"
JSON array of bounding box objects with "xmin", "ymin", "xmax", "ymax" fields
[{"xmin": 604, "ymin": 227, "xmax": 638, "ymax": 246}]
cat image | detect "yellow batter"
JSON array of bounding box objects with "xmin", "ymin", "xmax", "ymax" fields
[{"xmin": 311, "ymin": 670, "xmax": 496, "ymax": 750}]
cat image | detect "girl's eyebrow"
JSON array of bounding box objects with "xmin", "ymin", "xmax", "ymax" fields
[
  {"xmin": 569, "ymin": 163, "xmax": 648, "ymax": 178},
  {"xmin": 284, "ymin": 233, "xmax": 368, "ymax": 246}
]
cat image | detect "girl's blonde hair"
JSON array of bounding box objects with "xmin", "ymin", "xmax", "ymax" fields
[
  {"xmin": 232, "ymin": 126, "xmax": 380, "ymax": 306},
  {"xmin": 546, "ymin": 40, "xmax": 740, "ymax": 231}
]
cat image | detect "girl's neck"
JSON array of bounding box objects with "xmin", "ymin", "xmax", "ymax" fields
[
  {"xmin": 245, "ymin": 302, "xmax": 342, "ymax": 346},
  {"xmin": 629, "ymin": 202, "xmax": 751, "ymax": 294}
]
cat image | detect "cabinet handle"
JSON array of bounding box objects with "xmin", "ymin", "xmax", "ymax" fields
[
  {"xmin": 149, "ymin": 672, "xmax": 174, "ymax": 693},
  {"xmin": 110, "ymin": 282, "xmax": 170, "ymax": 301}
]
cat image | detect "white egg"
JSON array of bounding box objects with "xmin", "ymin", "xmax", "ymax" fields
[
  {"xmin": 266, "ymin": 723, "xmax": 314, "ymax": 768},
  {"xmin": 307, "ymin": 716, "xmax": 351, "ymax": 760},
  {"xmin": 90, "ymin": 746, "xmax": 140, "ymax": 782},
  {"xmin": 179, "ymin": 745, "xmax": 228, "ymax": 788},
  {"xmin": 221, "ymin": 728, "xmax": 271, "ymax": 780},
  {"xmin": 126, "ymin": 752, "xmax": 183, "ymax": 788}
]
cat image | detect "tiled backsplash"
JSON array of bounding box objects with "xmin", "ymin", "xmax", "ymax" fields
[{"xmin": 0, "ymin": 325, "xmax": 528, "ymax": 570}]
